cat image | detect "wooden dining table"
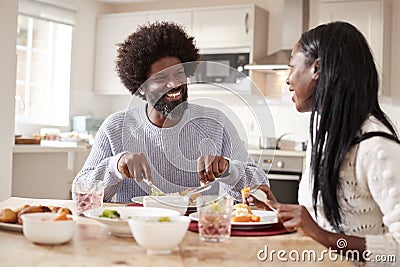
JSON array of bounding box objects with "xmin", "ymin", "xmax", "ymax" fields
[{"xmin": 0, "ymin": 197, "xmax": 354, "ymax": 267}]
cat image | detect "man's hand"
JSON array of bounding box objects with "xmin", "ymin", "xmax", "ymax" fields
[
  {"xmin": 117, "ymin": 152, "xmax": 152, "ymax": 184},
  {"xmin": 197, "ymin": 155, "xmax": 228, "ymax": 184}
]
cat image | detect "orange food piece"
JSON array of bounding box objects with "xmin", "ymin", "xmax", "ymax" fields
[
  {"xmin": 250, "ymin": 215, "xmax": 261, "ymax": 222},
  {"xmin": 52, "ymin": 213, "xmax": 72, "ymax": 221},
  {"xmin": 231, "ymin": 216, "xmax": 251, "ymax": 222},
  {"xmin": 231, "ymin": 215, "xmax": 261, "ymax": 223},
  {"xmin": 241, "ymin": 187, "xmax": 251, "ymax": 198}
]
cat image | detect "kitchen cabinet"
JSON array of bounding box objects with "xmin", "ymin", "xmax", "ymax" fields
[
  {"xmin": 192, "ymin": 5, "xmax": 268, "ymax": 60},
  {"xmin": 94, "ymin": 13, "xmax": 146, "ymax": 95},
  {"xmin": 93, "ymin": 5, "xmax": 268, "ymax": 95},
  {"xmin": 146, "ymin": 10, "xmax": 193, "ymax": 35},
  {"xmin": 192, "ymin": 6, "xmax": 252, "ymax": 50},
  {"xmin": 12, "ymin": 146, "xmax": 90, "ymax": 199},
  {"xmin": 318, "ymin": 0, "xmax": 392, "ymax": 97}
]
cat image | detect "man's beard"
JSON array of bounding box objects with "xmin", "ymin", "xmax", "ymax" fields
[{"xmin": 152, "ymin": 84, "xmax": 188, "ymax": 120}]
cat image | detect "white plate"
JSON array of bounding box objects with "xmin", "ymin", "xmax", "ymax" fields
[
  {"xmin": 83, "ymin": 206, "xmax": 180, "ymax": 237},
  {"xmin": 0, "ymin": 222, "xmax": 22, "ymax": 232},
  {"xmin": 189, "ymin": 210, "xmax": 278, "ymax": 230},
  {"xmin": 131, "ymin": 196, "xmax": 145, "ymax": 204},
  {"xmin": 131, "ymin": 196, "xmax": 197, "ymax": 212}
]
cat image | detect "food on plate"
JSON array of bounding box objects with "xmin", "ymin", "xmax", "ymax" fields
[
  {"xmin": 13, "ymin": 204, "xmax": 31, "ymax": 214},
  {"xmin": 56, "ymin": 207, "xmax": 73, "ymax": 215},
  {"xmin": 241, "ymin": 187, "xmax": 251, "ymax": 198},
  {"xmin": 17, "ymin": 206, "xmax": 52, "ymax": 224},
  {"xmin": 150, "ymin": 188, "xmax": 165, "ymax": 196},
  {"xmin": 158, "ymin": 216, "xmax": 171, "ymax": 222},
  {"xmin": 0, "ymin": 208, "xmax": 18, "ymax": 223},
  {"xmin": 52, "ymin": 213, "xmax": 73, "ymax": 221},
  {"xmin": 150, "ymin": 187, "xmax": 200, "ymax": 204},
  {"xmin": 99, "ymin": 209, "xmax": 121, "ymax": 219},
  {"xmin": 231, "ymin": 203, "xmax": 260, "ymax": 223},
  {"xmin": 0, "ymin": 204, "xmax": 73, "ymax": 225},
  {"xmin": 179, "ymin": 188, "xmax": 201, "ymax": 204}
]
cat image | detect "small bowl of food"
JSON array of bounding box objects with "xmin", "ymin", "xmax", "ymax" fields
[
  {"xmin": 21, "ymin": 212, "xmax": 76, "ymax": 245},
  {"xmin": 143, "ymin": 196, "xmax": 189, "ymax": 216},
  {"xmin": 128, "ymin": 215, "xmax": 190, "ymax": 255}
]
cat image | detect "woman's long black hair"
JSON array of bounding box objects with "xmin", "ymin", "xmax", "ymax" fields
[{"xmin": 299, "ymin": 21, "xmax": 397, "ymax": 232}]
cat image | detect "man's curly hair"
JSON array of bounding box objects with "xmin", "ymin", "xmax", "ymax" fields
[{"xmin": 115, "ymin": 21, "xmax": 199, "ymax": 96}]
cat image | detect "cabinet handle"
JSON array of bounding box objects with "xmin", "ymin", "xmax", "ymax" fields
[{"xmin": 245, "ymin": 12, "xmax": 249, "ymax": 34}]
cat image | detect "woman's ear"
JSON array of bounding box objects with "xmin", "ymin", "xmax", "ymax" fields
[{"xmin": 312, "ymin": 59, "xmax": 319, "ymax": 80}]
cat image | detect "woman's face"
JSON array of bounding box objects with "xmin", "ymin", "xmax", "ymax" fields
[{"xmin": 286, "ymin": 43, "xmax": 318, "ymax": 112}]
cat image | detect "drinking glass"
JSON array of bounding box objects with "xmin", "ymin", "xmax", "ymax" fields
[
  {"xmin": 196, "ymin": 195, "xmax": 233, "ymax": 242},
  {"xmin": 74, "ymin": 180, "xmax": 104, "ymax": 215}
]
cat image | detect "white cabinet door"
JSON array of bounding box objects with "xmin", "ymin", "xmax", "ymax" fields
[
  {"xmin": 146, "ymin": 10, "xmax": 193, "ymax": 35},
  {"xmin": 318, "ymin": 0, "xmax": 392, "ymax": 97},
  {"xmin": 193, "ymin": 6, "xmax": 253, "ymax": 49},
  {"xmin": 94, "ymin": 13, "xmax": 146, "ymax": 95},
  {"xmin": 319, "ymin": 0, "xmax": 382, "ymax": 68}
]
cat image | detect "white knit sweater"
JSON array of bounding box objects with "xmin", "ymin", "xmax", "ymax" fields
[
  {"xmin": 74, "ymin": 102, "xmax": 268, "ymax": 202},
  {"xmin": 299, "ymin": 116, "xmax": 400, "ymax": 266}
]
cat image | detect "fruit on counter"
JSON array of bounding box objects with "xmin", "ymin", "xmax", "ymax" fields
[
  {"xmin": 99, "ymin": 209, "xmax": 121, "ymax": 219},
  {"xmin": 231, "ymin": 203, "xmax": 260, "ymax": 223}
]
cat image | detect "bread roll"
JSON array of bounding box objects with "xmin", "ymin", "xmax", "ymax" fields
[
  {"xmin": 0, "ymin": 208, "xmax": 18, "ymax": 223},
  {"xmin": 57, "ymin": 207, "xmax": 72, "ymax": 215},
  {"xmin": 17, "ymin": 205, "xmax": 52, "ymax": 224}
]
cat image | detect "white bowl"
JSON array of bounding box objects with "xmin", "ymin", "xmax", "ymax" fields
[
  {"xmin": 128, "ymin": 216, "xmax": 190, "ymax": 255},
  {"xmin": 143, "ymin": 196, "xmax": 189, "ymax": 216},
  {"xmin": 83, "ymin": 207, "xmax": 180, "ymax": 237},
  {"xmin": 21, "ymin": 212, "xmax": 76, "ymax": 245}
]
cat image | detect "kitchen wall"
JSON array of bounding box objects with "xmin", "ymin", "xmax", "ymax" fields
[
  {"xmin": 108, "ymin": 0, "xmax": 400, "ymax": 143},
  {"xmin": 0, "ymin": 0, "xmax": 18, "ymax": 201}
]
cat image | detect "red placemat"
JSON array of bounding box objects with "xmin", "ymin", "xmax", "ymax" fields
[
  {"xmin": 188, "ymin": 221, "xmax": 289, "ymax": 237},
  {"xmin": 126, "ymin": 203, "xmax": 143, "ymax": 207}
]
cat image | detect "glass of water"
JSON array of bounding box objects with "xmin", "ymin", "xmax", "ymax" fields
[
  {"xmin": 74, "ymin": 180, "xmax": 104, "ymax": 215},
  {"xmin": 196, "ymin": 195, "xmax": 233, "ymax": 242}
]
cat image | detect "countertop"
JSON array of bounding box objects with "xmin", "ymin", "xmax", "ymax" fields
[
  {"xmin": 247, "ymin": 147, "xmax": 306, "ymax": 157},
  {"xmin": 13, "ymin": 144, "xmax": 306, "ymax": 158},
  {"xmin": 13, "ymin": 143, "xmax": 91, "ymax": 153},
  {"xmin": 0, "ymin": 197, "xmax": 352, "ymax": 267}
]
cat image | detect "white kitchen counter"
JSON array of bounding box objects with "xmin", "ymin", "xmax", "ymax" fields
[
  {"xmin": 12, "ymin": 144, "xmax": 91, "ymax": 199},
  {"xmin": 13, "ymin": 144, "xmax": 90, "ymax": 153},
  {"xmin": 247, "ymin": 147, "xmax": 306, "ymax": 157}
]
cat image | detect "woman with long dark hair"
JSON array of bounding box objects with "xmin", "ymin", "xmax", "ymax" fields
[{"xmin": 248, "ymin": 21, "xmax": 400, "ymax": 264}]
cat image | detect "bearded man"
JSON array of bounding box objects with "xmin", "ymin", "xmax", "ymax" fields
[{"xmin": 73, "ymin": 22, "xmax": 269, "ymax": 202}]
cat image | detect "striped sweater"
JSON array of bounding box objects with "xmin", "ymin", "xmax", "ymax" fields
[{"xmin": 73, "ymin": 102, "xmax": 268, "ymax": 202}]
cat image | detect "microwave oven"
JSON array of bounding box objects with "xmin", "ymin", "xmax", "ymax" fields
[{"xmin": 192, "ymin": 53, "xmax": 249, "ymax": 84}]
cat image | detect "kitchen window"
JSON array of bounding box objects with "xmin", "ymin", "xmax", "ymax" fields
[{"xmin": 15, "ymin": 0, "xmax": 75, "ymax": 126}]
